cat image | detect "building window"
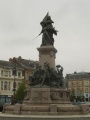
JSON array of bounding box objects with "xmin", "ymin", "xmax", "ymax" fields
[
  {"xmin": 68, "ymin": 76, "xmax": 71, "ymax": 79},
  {"xmin": 78, "ymin": 81, "xmax": 82, "ymax": 86},
  {"xmin": 18, "ymin": 72, "xmax": 21, "ymax": 78},
  {"xmin": 0, "ymin": 95, "xmax": 12, "ymax": 104},
  {"xmin": 1, "ymin": 81, "xmax": 3, "ymax": 90},
  {"xmin": 77, "ymin": 87, "xmax": 80, "ymax": 91},
  {"xmin": 4, "ymin": 71, "xmax": 8, "ymax": 77},
  {"xmin": 86, "ymin": 94, "xmax": 88, "ymax": 98},
  {"xmin": 0, "ymin": 95, "xmax": 5, "ymax": 103},
  {"xmin": 85, "ymin": 81, "xmax": 89, "ymax": 87},
  {"xmin": 68, "ymin": 82, "xmax": 71, "ymax": 87},
  {"xmin": 9, "ymin": 71, "xmax": 11, "ymax": 77},
  {"xmin": 1, "ymin": 70, "xmax": 3, "ymax": 76},
  {"xmin": 73, "ymin": 82, "xmax": 76, "ymax": 86},
  {"xmin": 85, "ymin": 88, "xmax": 88, "ymax": 93},
  {"xmin": 12, "ymin": 68, "xmax": 17, "ymax": 76},
  {"xmin": 4, "ymin": 81, "xmax": 7, "ymax": 90},
  {"xmin": 79, "ymin": 88, "xmax": 82, "ymax": 92},
  {"xmin": 73, "ymin": 76, "xmax": 75, "ymax": 78}
]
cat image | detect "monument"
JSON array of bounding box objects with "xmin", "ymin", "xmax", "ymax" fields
[
  {"xmin": 3, "ymin": 13, "xmax": 89, "ymax": 115},
  {"xmin": 29, "ymin": 13, "xmax": 63, "ymax": 88}
]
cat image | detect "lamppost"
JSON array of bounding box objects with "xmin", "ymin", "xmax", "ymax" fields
[{"xmin": 12, "ymin": 66, "xmax": 16, "ymax": 104}]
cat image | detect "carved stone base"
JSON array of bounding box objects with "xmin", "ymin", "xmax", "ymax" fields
[
  {"xmin": 37, "ymin": 45, "xmax": 57, "ymax": 70},
  {"xmin": 3, "ymin": 87, "xmax": 90, "ymax": 115},
  {"xmin": 23, "ymin": 87, "xmax": 71, "ymax": 105},
  {"xmin": 25, "ymin": 88, "xmax": 51, "ymax": 104}
]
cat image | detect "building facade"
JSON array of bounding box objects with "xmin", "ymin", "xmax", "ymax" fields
[
  {"xmin": 0, "ymin": 56, "xmax": 38, "ymax": 104},
  {"xmin": 66, "ymin": 72, "xmax": 90, "ymax": 101},
  {"xmin": 0, "ymin": 60, "xmax": 24, "ymax": 104},
  {"xmin": 9, "ymin": 56, "xmax": 38, "ymax": 87}
]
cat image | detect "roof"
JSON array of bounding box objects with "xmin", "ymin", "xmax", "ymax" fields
[
  {"xmin": 9, "ymin": 61, "xmax": 24, "ymax": 70},
  {"xmin": 66, "ymin": 72, "xmax": 90, "ymax": 80},
  {"xmin": 0, "ymin": 60, "xmax": 23, "ymax": 70},
  {"xmin": 0, "ymin": 60, "xmax": 11, "ymax": 68},
  {"xmin": 0, "ymin": 56, "xmax": 38, "ymax": 71},
  {"xmin": 17, "ymin": 59, "xmax": 35, "ymax": 68},
  {"xmin": 9, "ymin": 56, "xmax": 38, "ymax": 69}
]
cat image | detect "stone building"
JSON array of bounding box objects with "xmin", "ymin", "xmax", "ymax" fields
[
  {"xmin": 0, "ymin": 56, "xmax": 38, "ymax": 104},
  {"xmin": 66, "ymin": 72, "xmax": 90, "ymax": 101},
  {"xmin": 9, "ymin": 56, "xmax": 38, "ymax": 87},
  {"xmin": 0, "ymin": 60, "xmax": 24, "ymax": 104}
]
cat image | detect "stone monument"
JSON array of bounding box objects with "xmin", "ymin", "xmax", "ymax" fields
[
  {"xmin": 3, "ymin": 13, "xmax": 89, "ymax": 115},
  {"xmin": 37, "ymin": 13, "xmax": 58, "ymax": 70}
]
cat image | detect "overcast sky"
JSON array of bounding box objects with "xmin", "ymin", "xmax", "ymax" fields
[{"xmin": 0, "ymin": 0, "xmax": 90, "ymax": 76}]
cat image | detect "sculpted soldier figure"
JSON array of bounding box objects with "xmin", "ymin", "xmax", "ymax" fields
[{"xmin": 40, "ymin": 13, "xmax": 58, "ymax": 46}]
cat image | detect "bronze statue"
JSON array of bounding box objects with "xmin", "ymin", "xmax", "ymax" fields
[
  {"xmin": 29, "ymin": 13, "xmax": 63, "ymax": 88},
  {"xmin": 40, "ymin": 13, "xmax": 58, "ymax": 46},
  {"xmin": 29, "ymin": 62, "xmax": 64, "ymax": 87}
]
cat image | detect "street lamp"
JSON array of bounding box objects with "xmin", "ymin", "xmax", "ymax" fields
[{"xmin": 12, "ymin": 67, "xmax": 16, "ymax": 104}]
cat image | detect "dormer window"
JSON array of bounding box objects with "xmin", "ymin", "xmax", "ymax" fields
[
  {"xmin": 18, "ymin": 71, "xmax": 22, "ymax": 78},
  {"xmin": 4, "ymin": 71, "xmax": 8, "ymax": 77}
]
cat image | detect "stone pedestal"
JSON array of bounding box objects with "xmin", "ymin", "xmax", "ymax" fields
[
  {"xmin": 50, "ymin": 104, "xmax": 58, "ymax": 115},
  {"xmin": 28, "ymin": 88, "xmax": 51, "ymax": 104},
  {"xmin": 13, "ymin": 103, "xmax": 22, "ymax": 114},
  {"xmin": 3, "ymin": 87, "xmax": 90, "ymax": 115},
  {"xmin": 37, "ymin": 45, "xmax": 57, "ymax": 70},
  {"xmin": 23, "ymin": 87, "xmax": 71, "ymax": 105},
  {"xmin": 80, "ymin": 104, "xmax": 89, "ymax": 114}
]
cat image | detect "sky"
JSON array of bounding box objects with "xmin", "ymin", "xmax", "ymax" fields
[{"xmin": 0, "ymin": 0, "xmax": 90, "ymax": 76}]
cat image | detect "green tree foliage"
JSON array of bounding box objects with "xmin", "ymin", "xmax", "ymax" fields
[
  {"xmin": 15, "ymin": 82, "xmax": 25, "ymax": 103},
  {"xmin": 70, "ymin": 89, "xmax": 85, "ymax": 102},
  {"xmin": 70, "ymin": 89, "xmax": 76, "ymax": 102}
]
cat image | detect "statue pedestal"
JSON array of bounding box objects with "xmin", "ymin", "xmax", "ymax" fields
[
  {"xmin": 37, "ymin": 45, "xmax": 57, "ymax": 70},
  {"xmin": 4, "ymin": 87, "xmax": 90, "ymax": 115},
  {"xmin": 23, "ymin": 87, "xmax": 71, "ymax": 105},
  {"xmin": 27, "ymin": 88, "xmax": 51, "ymax": 104}
]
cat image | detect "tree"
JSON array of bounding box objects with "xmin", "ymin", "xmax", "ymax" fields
[
  {"xmin": 70, "ymin": 90, "xmax": 85, "ymax": 102},
  {"xmin": 70, "ymin": 89, "xmax": 76, "ymax": 102},
  {"xmin": 15, "ymin": 82, "xmax": 25, "ymax": 103}
]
